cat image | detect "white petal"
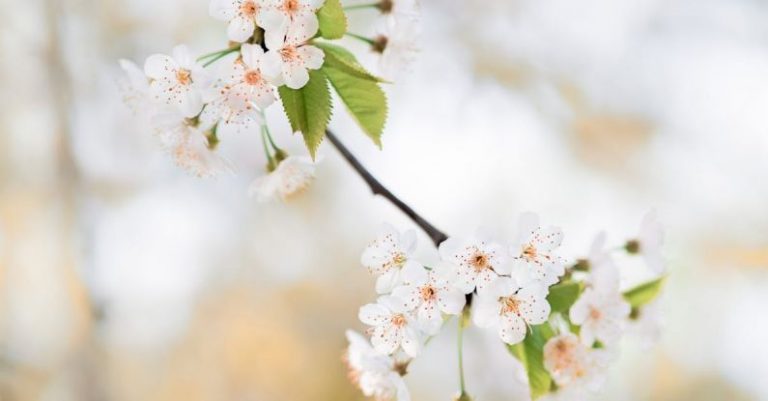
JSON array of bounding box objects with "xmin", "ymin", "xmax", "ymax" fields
[
  {"xmin": 144, "ymin": 54, "xmax": 175, "ymax": 79},
  {"xmin": 471, "ymin": 295, "xmax": 499, "ymax": 328},
  {"xmin": 240, "ymin": 43, "xmax": 265, "ymax": 69},
  {"xmin": 261, "ymin": 51, "xmax": 284, "ymax": 83},
  {"xmin": 286, "ymin": 12, "xmax": 319, "ymax": 44},
  {"xmin": 499, "ymin": 314, "xmax": 527, "ymax": 345},
  {"xmin": 391, "ymin": 285, "xmax": 420, "ymax": 311},
  {"xmin": 179, "ymin": 89, "xmax": 204, "ymax": 118},
  {"xmin": 209, "ymin": 0, "xmax": 237, "ymax": 20},
  {"xmin": 172, "ymin": 45, "xmax": 194, "ymax": 68},
  {"xmin": 400, "ymin": 229, "xmax": 417, "ymax": 254},
  {"xmin": 371, "ymin": 325, "xmax": 400, "ymax": 355},
  {"xmin": 359, "ymin": 303, "xmax": 390, "ymax": 326},
  {"xmin": 283, "ymin": 62, "xmax": 310, "ymax": 89},
  {"xmin": 256, "ymin": 7, "xmax": 287, "ymax": 33},
  {"xmin": 375, "ymin": 270, "xmax": 401, "ymax": 294},
  {"xmin": 400, "ymin": 326, "xmax": 421, "ymax": 357},
  {"xmin": 227, "ymin": 16, "xmax": 256, "ymax": 43},
  {"xmin": 437, "ymin": 288, "xmax": 466, "ymax": 315},
  {"xmin": 400, "ymin": 261, "xmax": 427, "ymax": 285}
]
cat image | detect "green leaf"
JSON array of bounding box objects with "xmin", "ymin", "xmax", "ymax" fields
[
  {"xmin": 314, "ymin": 42, "xmax": 386, "ymax": 82},
  {"xmin": 623, "ymin": 277, "xmax": 665, "ymax": 308},
  {"xmin": 547, "ymin": 281, "xmax": 583, "ymax": 314},
  {"xmin": 322, "ymin": 65, "xmax": 387, "ymax": 147},
  {"xmin": 507, "ymin": 323, "xmax": 555, "ymax": 400},
  {"xmin": 317, "ymin": 0, "xmax": 347, "ymax": 39},
  {"xmin": 277, "ymin": 70, "xmax": 332, "ymax": 158}
]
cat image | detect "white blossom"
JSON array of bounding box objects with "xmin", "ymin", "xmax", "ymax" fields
[
  {"xmin": 390, "ymin": 264, "xmax": 465, "ymax": 334},
  {"xmin": 144, "ymin": 45, "xmax": 210, "ymax": 118},
  {"xmin": 359, "ymin": 296, "xmax": 423, "ymax": 357},
  {"xmin": 344, "ymin": 330, "xmax": 410, "ymax": 401},
  {"xmin": 630, "ymin": 210, "xmax": 665, "ymax": 274},
  {"xmin": 248, "ymin": 155, "xmax": 317, "ymax": 201},
  {"xmin": 584, "ymin": 231, "xmax": 620, "ymax": 294},
  {"xmin": 361, "ymin": 225, "xmax": 423, "ymax": 294},
  {"xmin": 118, "ymin": 59, "xmax": 151, "ymax": 114},
  {"xmin": 259, "ymin": 0, "xmax": 324, "ymax": 46},
  {"xmin": 222, "ymin": 44, "xmax": 277, "ymax": 111},
  {"xmin": 373, "ymin": 17, "xmax": 420, "ymax": 79},
  {"xmin": 151, "ymin": 110, "xmax": 233, "ymax": 178},
  {"xmin": 473, "ymin": 277, "xmax": 550, "ymax": 345},
  {"xmin": 438, "ymin": 232, "xmax": 509, "ymax": 294},
  {"xmin": 543, "ymin": 333, "xmax": 611, "ymax": 392},
  {"xmin": 262, "ymin": 23, "xmax": 324, "ymax": 89},
  {"xmin": 510, "ymin": 212, "xmax": 566, "ymax": 286},
  {"xmin": 209, "ymin": 0, "xmax": 268, "ymax": 43},
  {"xmin": 569, "ymin": 288, "xmax": 630, "ymax": 347},
  {"xmin": 627, "ymin": 298, "xmax": 662, "ymax": 349}
]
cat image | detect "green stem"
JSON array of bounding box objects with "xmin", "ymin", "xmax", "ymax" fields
[
  {"xmin": 343, "ymin": 2, "xmax": 379, "ymax": 10},
  {"xmin": 258, "ymin": 109, "xmax": 282, "ymax": 153},
  {"xmin": 457, "ymin": 313, "xmax": 467, "ymax": 396},
  {"xmin": 260, "ymin": 124, "xmax": 276, "ymax": 170},
  {"xmin": 201, "ymin": 47, "xmax": 240, "ymax": 67},
  {"xmin": 345, "ymin": 32, "xmax": 375, "ymax": 46}
]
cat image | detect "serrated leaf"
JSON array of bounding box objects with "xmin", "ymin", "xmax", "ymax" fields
[
  {"xmin": 322, "ymin": 65, "xmax": 387, "ymax": 147},
  {"xmin": 277, "ymin": 70, "xmax": 332, "ymax": 158},
  {"xmin": 314, "ymin": 42, "xmax": 386, "ymax": 82},
  {"xmin": 317, "ymin": 0, "xmax": 347, "ymax": 39},
  {"xmin": 547, "ymin": 281, "xmax": 583, "ymax": 314},
  {"xmin": 623, "ymin": 277, "xmax": 665, "ymax": 308},
  {"xmin": 507, "ymin": 323, "xmax": 555, "ymax": 400}
]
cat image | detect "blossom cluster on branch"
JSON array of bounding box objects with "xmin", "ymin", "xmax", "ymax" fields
[
  {"xmin": 119, "ymin": 0, "xmax": 419, "ymax": 199},
  {"xmin": 345, "ymin": 212, "xmax": 666, "ymax": 400}
]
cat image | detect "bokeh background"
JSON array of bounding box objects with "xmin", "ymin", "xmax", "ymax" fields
[{"xmin": 2, "ymin": 0, "xmax": 768, "ymax": 400}]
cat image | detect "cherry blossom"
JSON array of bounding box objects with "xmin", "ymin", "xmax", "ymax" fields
[
  {"xmin": 344, "ymin": 330, "xmax": 411, "ymax": 401},
  {"xmin": 390, "ymin": 264, "xmax": 466, "ymax": 334},
  {"xmin": 248, "ymin": 155, "xmax": 317, "ymax": 201},
  {"xmin": 473, "ymin": 277, "xmax": 550, "ymax": 345},
  {"xmin": 627, "ymin": 210, "xmax": 665, "ymax": 274},
  {"xmin": 373, "ymin": 17, "xmax": 420, "ymax": 79},
  {"xmin": 438, "ymin": 232, "xmax": 509, "ymax": 294},
  {"xmin": 543, "ymin": 333, "xmax": 610, "ymax": 392},
  {"xmin": 144, "ymin": 45, "xmax": 210, "ymax": 118},
  {"xmin": 150, "ymin": 110, "xmax": 233, "ymax": 178},
  {"xmin": 359, "ymin": 296, "xmax": 423, "ymax": 357},
  {"xmin": 583, "ymin": 231, "xmax": 620, "ymax": 294},
  {"xmin": 223, "ymin": 44, "xmax": 277, "ymax": 111},
  {"xmin": 262, "ymin": 23, "xmax": 325, "ymax": 89},
  {"xmin": 569, "ymin": 288, "xmax": 630, "ymax": 347},
  {"xmin": 376, "ymin": 0, "xmax": 419, "ymax": 24},
  {"xmin": 510, "ymin": 212, "xmax": 566, "ymax": 286},
  {"xmin": 209, "ymin": 0, "xmax": 267, "ymax": 43},
  {"xmin": 118, "ymin": 59, "xmax": 151, "ymax": 114},
  {"xmin": 259, "ymin": 0, "xmax": 324, "ymax": 46},
  {"xmin": 627, "ymin": 298, "xmax": 662, "ymax": 349},
  {"xmin": 361, "ymin": 224, "xmax": 423, "ymax": 294}
]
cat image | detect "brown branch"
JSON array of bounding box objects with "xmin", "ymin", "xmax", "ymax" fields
[{"xmin": 325, "ymin": 130, "xmax": 449, "ymax": 247}]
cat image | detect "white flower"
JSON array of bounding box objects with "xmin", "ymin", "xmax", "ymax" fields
[
  {"xmin": 438, "ymin": 232, "xmax": 509, "ymax": 294},
  {"xmin": 376, "ymin": 0, "xmax": 419, "ymax": 23},
  {"xmin": 222, "ymin": 44, "xmax": 277, "ymax": 111},
  {"xmin": 373, "ymin": 17, "xmax": 420, "ymax": 79},
  {"xmin": 248, "ymin": 155, "xmax": 317, "ymax": 201},
  {"xmin": 262, "ymin": 23, "xmax": 324, "ymax": 89},
  {"xmin": 584, "ymin": 231, "xmax": 620, "ymax": 294},
  {"xmin": 259, "ymin": 0, "xmax": 324, "ymax": 46},
  {"xmin": 569, "ymin": 288, "xmax": 630, "ymax": 347},
  {"xmin": 361, "ymin": 224, "xmax": 422, "ymax": 294},
  {"xmin": 473, "ymin": 277, "xmax": 550, "ymax": 345},
  {"xmin": 151, "ymin": 110, "xmax": 232, "ymax": 177},
  {"xmin": 543, "ymin": 333, "xmax": 610, "ymax": 391},
  {"xmin": 344, "ymin": 330, "xmax": 411, "ymax": 401},
  {"xmin": 144, "ymin": 45, "xmax": 210, "ymax": 118},
  {"xmin": 627, "ymin": 299, "xmax": 662, "ymax": 349},
  {"xmin": 390, "ymin": 264, "xmax": 465, "ymax": 334},
  {"xmin": 209, "ymin": 0, "xmax": 267, "ymax": 43},
  {"xmin": 118, "ymin": 59, "xmax": 151, "ymax": 114},
  {"xmin": 629, "ymin": 210, "xmax": 665, "ymax": 274},
  {"xmin": 358, "ymin": 296, "xmax": 423, "ymax": 357},
  {"xmin": 510, "ymin": 212, "xmax": 566, "ymax": 286}
]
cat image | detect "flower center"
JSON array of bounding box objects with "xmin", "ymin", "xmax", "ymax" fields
[
  {"xmin": 240, "ymin": 0, "xmax": 258, "ymax": 17},
  {"xmin": 244, "ymin": 69, "xmax": 262, "ymax": 85},
  {"xmin": 391, "ymin": 313, "xmax": 407, "ymax": 327},
  {"xmin": 377, "ymin": 0, "xmax": 393, "ymax": 13},
  {"xmin": 280, "ymin": 46, "xmax": 298, "ymax": 62},
  {"xmin": 283, "ymin": 0, "xmax": 300, "ymax": 13},
  {"xmin": 175, "ymin": 68, "xmax": 192, "ymax": 85},
  {"xmin": 419, "ymin": 285, "xmax": 437, "ymax": 302},
  {"xmin": 522, "ymin": 244, "xmax": 537, "ymax": 261},
  {"xmin": 469, "ymin": 251, "xmax": 490, "ymax": 271},
  {"xmin": 372, "ymin": 35, "xmax": 388, "ymax": 53},
  {"xmin": 588, "ymin": 307, "xmax": 602, "ymax": 321},
  {"xmin": 500, "ymin": 296, "xmax": 520, "ymax": 315}
]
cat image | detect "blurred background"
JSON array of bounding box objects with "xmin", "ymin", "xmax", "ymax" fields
[{"xmin": 2, "ymin": 0, "xmax": 768, "ymax": 400}]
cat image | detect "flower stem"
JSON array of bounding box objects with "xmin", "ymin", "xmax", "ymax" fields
[
  {"xmin": 261, "ymin": 124, "xmax": 276, "ymax": 170},
  {"xmin": 457, "ymin": 314, "xmax": 467, "ymax": 396},
  {"xmin": 345, "ymin": 32, "xmax": 376, "ymax": 46},
  {"xmin": 325, "ymin": 130, "xmax": 448, "ymax": 247},
  {"xmin": 201, "ymin": 47, "xmax": 240, "ymax": 67},
  {"xmin": 343, "ymin": 2, "xmax": 380, "ymax": 10}
]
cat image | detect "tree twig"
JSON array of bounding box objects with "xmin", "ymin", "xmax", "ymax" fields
[{"xmin": 325, "ymin": 130, "xmax": 449, "ymax": 247}]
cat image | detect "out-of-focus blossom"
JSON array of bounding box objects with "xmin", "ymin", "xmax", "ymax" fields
[
  {"xmin": 248, "ymin": 155, "xmax": 317, "ymax": 201},
  {"xmin": 345, "ymin": 330, "xmax": 411, "ymax": 401},
  {"xmin": 627, "ymin": 210, "xmax": 665, "ymax": 274},
  {"xmin": 569, "ymin": 288, "xmax": 630, "ymax": 347},
  {"xmin": 144, "ymin": 45, "xmax": 210, "ymax": 118},
  {"xmin": 543, "ymin": 333, "xmax": 611, "ymax": 395},
  {"xmin": 151, "ymin": 110, "xmax": 232, "ymax": 177},
  {"xmin": 373, "ymin": 17, "xmax": 420, "ymax": 79}
]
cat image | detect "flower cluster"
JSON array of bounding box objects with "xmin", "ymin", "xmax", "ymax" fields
[
  {"xmin": 119, "ymin": 0, "xmax": 419, "ymax": 198},
  {"xmin": 345, "ymin": 212, "xmax": 667, "ymax": 400}
]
